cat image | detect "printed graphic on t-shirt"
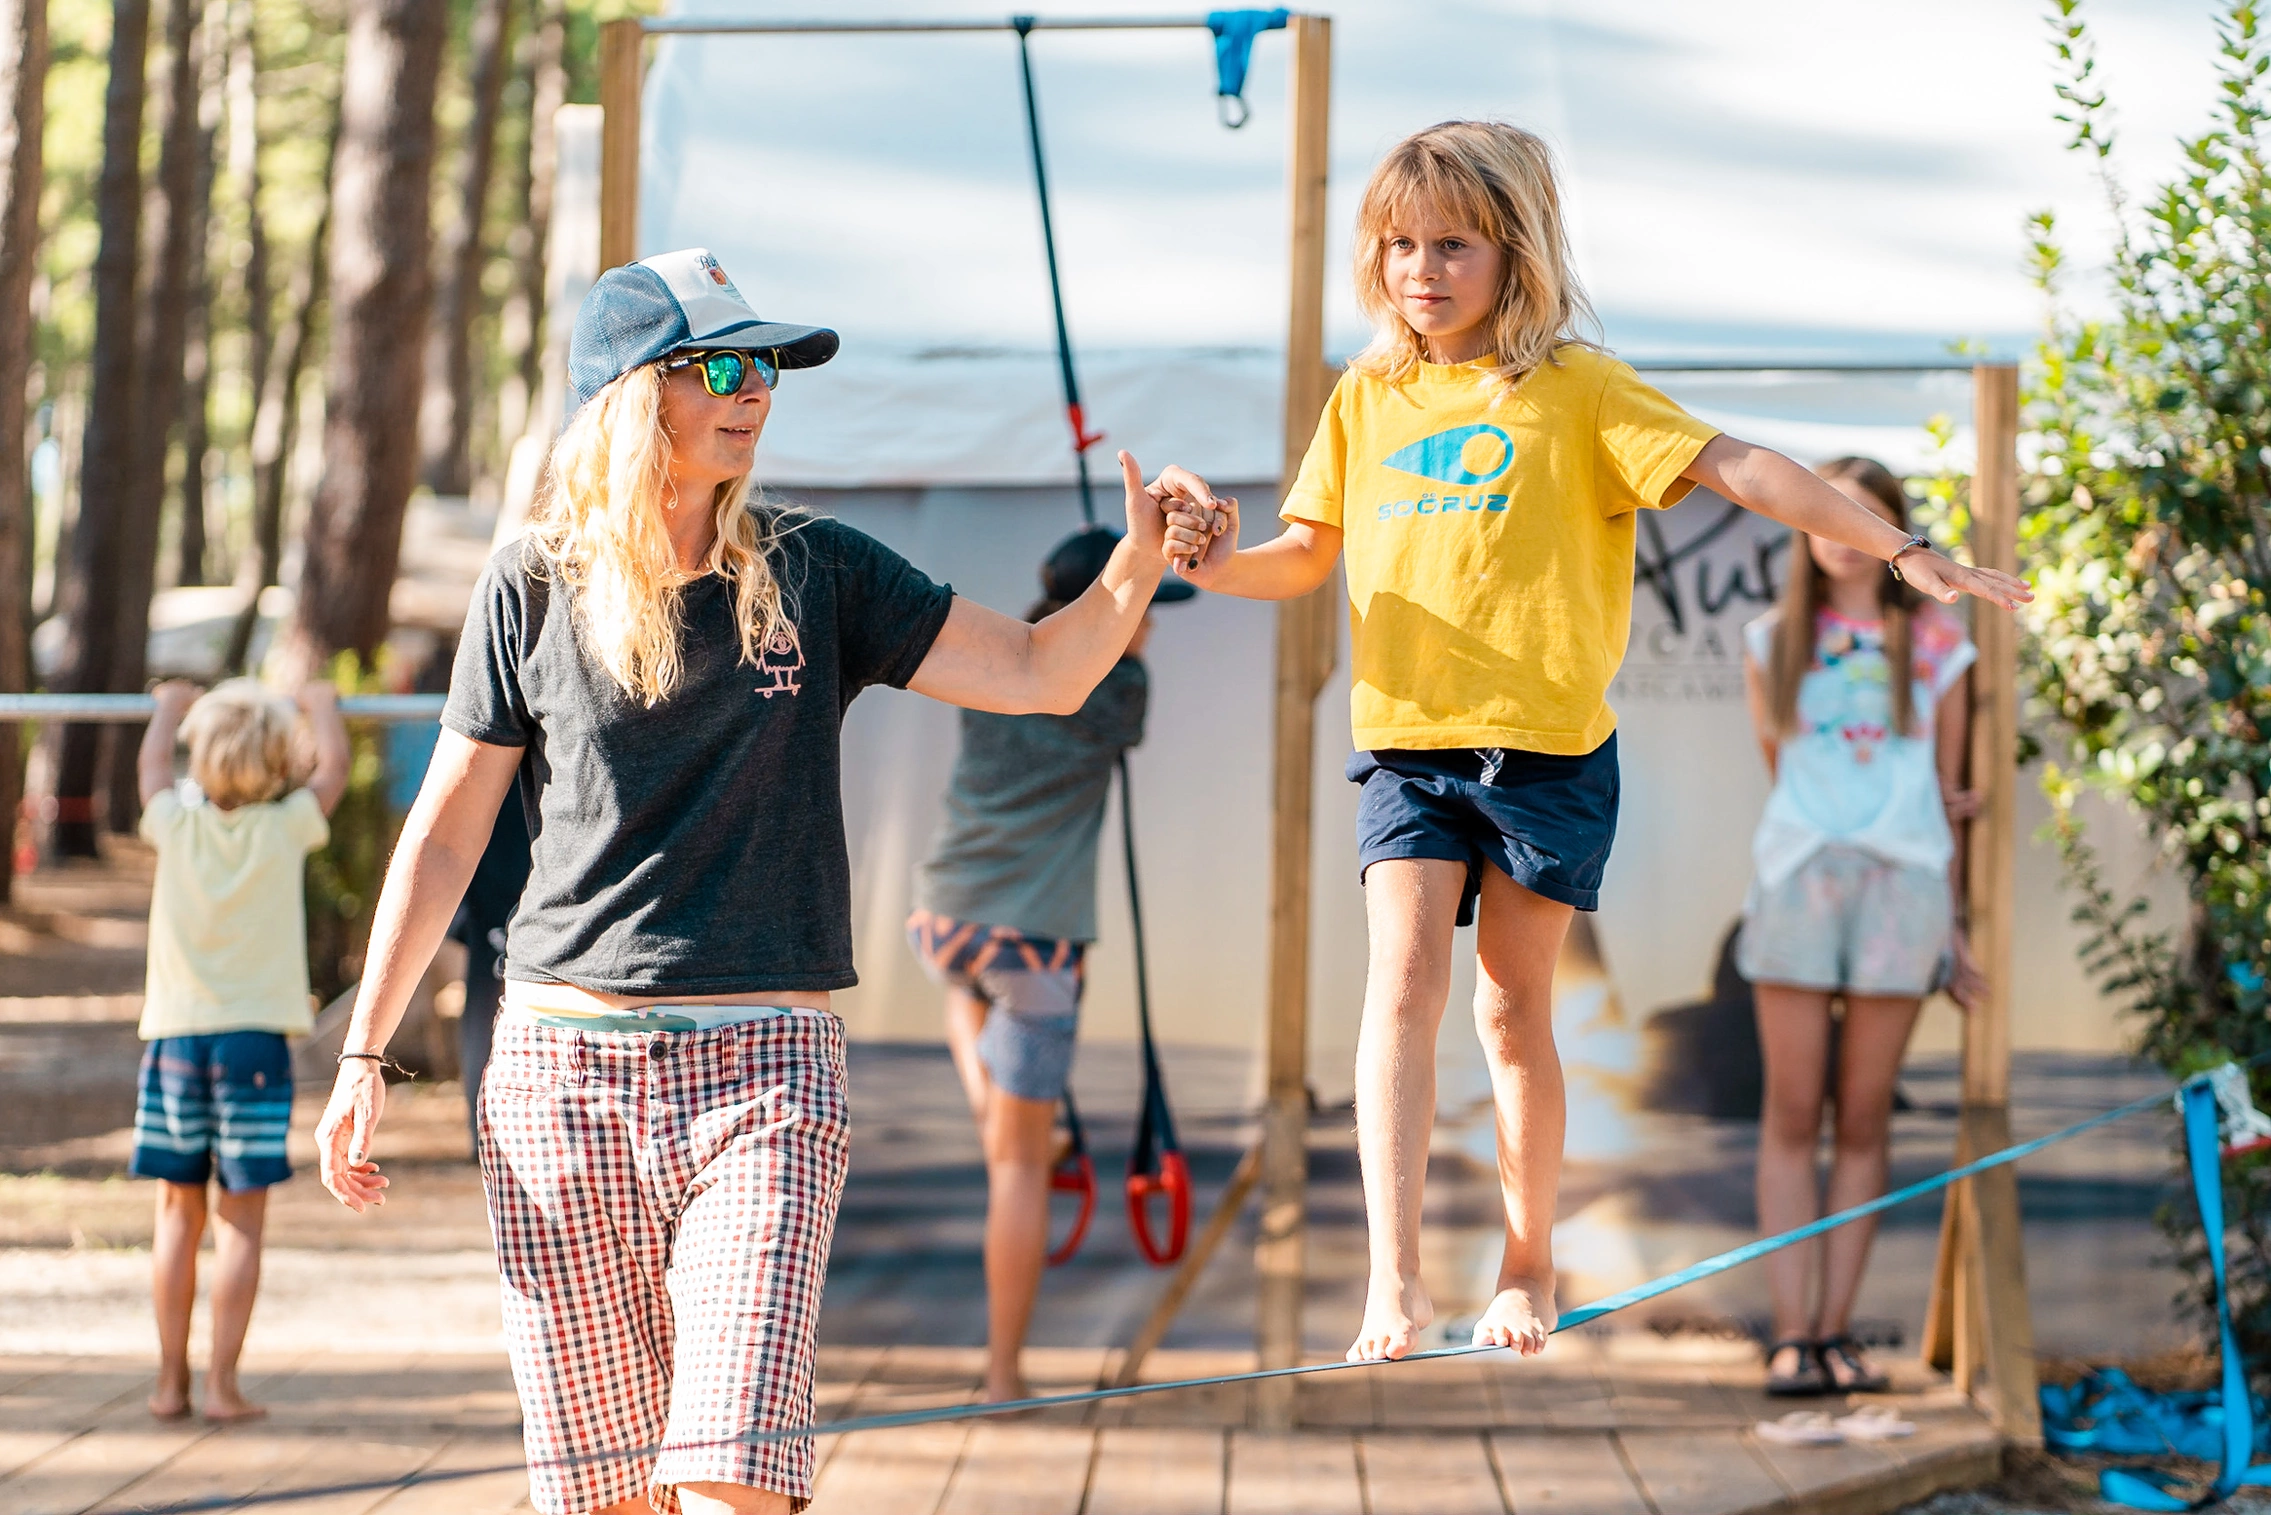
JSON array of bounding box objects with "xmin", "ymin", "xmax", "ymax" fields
[
  {"xmin": 757, "ymin": 625, "xmax": 804, "ymax": 698},
  {"xmin": 1803, "ymin": 610, "xmax": 1964, "ymax": 767},
  {"xmin": 1372, "ymin": 422, "xmax": 1517, "ymax": 521}
]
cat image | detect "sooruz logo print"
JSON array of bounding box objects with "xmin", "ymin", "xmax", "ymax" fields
[{"xmin": 757, "ymin": 627, "xmax": 804, "ymax": 698}]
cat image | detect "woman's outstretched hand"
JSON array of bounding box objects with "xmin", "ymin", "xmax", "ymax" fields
[
  {"xmin": 1899, "ymin": 550, "xmax": 2033, "ymax": 612},
  {"xmin": 315, "ymin": 1059, "xmax": 392, "ymax": 1212}
]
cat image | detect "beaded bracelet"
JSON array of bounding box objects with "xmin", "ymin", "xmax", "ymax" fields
[{"xmin": 337, "ymin": 1051, "xmax": 414, "ymax": 1078}]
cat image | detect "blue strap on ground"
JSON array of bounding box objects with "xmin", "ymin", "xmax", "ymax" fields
[
  {"xmin": 1206, "ymin": 9, "xmax": 1288, "ymax": 126},
  {"xmin": 2061, "ymin": 1076, "xmax": 2271, "ymax": 1510}
]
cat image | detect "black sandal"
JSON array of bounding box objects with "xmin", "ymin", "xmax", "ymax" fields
[
  {"xmin": 1816, "ymin": 1335, "xmax": 1890, "ymax": 1394},
  {"xmin": 1764, "ymin": 1337, "xmax": 1828, "ymax": 1397}
]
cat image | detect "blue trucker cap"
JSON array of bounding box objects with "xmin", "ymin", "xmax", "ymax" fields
[{"xmin": 567, "ymin": 247, "xmax": 839, "ymax": 416}]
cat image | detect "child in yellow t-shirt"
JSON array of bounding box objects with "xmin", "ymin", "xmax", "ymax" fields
[
  {"xmin": 1154, "ymin": 121, "xmax": 2030, "ymax": 1364},
  {"xmin": 131, "ymin": 678, "xmax": 349, "ymax": 1421}
]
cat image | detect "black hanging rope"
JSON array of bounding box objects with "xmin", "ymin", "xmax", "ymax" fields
[{"xmin": 1012, "ymin": 16, "xmax": 1101, "ymax": 526}]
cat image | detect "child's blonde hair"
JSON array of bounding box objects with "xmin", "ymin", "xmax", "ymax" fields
[
  {"xmin": 179, "ymin": 680, "xmax": 303, "ymax": 809},
  {"xmin": 529, "ymin": 363, "xmax": 806, "ymax": 707},
  {"xmin": 1348, "ymin": 120, "xmax": 1599, "ymax": 393}
]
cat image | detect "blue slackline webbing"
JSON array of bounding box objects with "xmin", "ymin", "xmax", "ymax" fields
[
  {"xmin": 2088, "ymin": 1077, "xmax": 2271, "ymax": 1510},
  {"xmin": 581, "ymin": 1070, "xmax": 2194, "ymax": 1455}
]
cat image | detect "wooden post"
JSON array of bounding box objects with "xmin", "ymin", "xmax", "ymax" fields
[
  {"xmin": 1254, "ymin": 11, "xmax": 1332, "ymax": 1432},
  {"xmin": 597, "ymin": 17, "xmax": 641, "ymax": 270},
  {"xmin": 1921, "ymin": 364, "xmax": 2040, "ymax": 1444}
]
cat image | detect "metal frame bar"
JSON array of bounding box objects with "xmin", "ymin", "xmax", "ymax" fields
[
  {"xmin": 1631, "ymin": 359, "xmax": 1991, "ymax": 373},
  {"xmin": 638, "ymin": 17, "xmax": 1236, "ymax": 35},
  {"xmin": 0, "ymin": 694, "xmax": 448, "ymax": 722}
]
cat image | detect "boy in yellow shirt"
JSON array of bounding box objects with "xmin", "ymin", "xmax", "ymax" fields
[
  {"xmin": 132, "ymin": 679, "xmax": 348, "ymax": 1420},
  {"xmin": 1156, "ymin": 121, "xmax": 2029, "ymax": 1363}
]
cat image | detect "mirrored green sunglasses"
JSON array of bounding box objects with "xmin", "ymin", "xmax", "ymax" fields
[{"xmin": 660, "ymin": 348, "xmax": 780, "ymax": 397}]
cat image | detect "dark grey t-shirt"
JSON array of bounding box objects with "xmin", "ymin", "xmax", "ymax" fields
[
  {"xmin": 913, "ymin": 659, "xmax": 1146, "ymax": 942},
  {"xmin": 443, "ymin": 514, "xmax": 954, "ymax": 995}
]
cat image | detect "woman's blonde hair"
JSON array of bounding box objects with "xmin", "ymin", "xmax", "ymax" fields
[
  {"xmin": 529, "ymin": 363, "xmax": 804, "ymax": 706},
  {"xmin": 1763, "ymin": 457, "xmax": 1920, "ymax": 738},
  {"xmin": 1348, "ymin": 120, "xmax": 1599, "ymax": 392},
  {"xmin": 180, "ymin": 679, "xmax": 302, "ymax": 809}
]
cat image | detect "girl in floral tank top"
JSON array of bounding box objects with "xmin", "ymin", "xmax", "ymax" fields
[{"xmin": 1739, "ymin": 457, "xmax": 1983, "ymax": 1400}]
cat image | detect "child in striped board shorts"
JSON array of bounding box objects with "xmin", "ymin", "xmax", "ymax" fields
[{"xmin": 129, "ymin": 678, "xmax": 348, "ymax": 1422}]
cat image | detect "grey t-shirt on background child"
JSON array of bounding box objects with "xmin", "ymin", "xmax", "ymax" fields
[{"xmin": 915, "ymin": 658, "xmax": 1147, "ymax": 943}]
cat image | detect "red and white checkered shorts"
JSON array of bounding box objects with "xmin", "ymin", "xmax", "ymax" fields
[{"xmin": 477, "ymin": 1009, "xmax": 850, "ymax": 1514}]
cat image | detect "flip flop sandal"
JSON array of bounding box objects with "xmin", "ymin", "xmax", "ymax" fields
[
  {"xmin": 1755, "ymin": 1411, "xmax": 1846, "ymax": 1445},
  {"xmin": 1817, "ymin": 1336, "xmax": 1891, "ymax": 1395},
  {"xmin": 1834, "ymin": 1405, "xmax": 1916, "ymax": 1440},
  {"xmin": 1764, "ymin": 1337, "xmax": 1829, "ymax": 1397}
]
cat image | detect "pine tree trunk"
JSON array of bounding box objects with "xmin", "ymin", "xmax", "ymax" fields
[
  {"xmin": 103, "ymin": 0, "xmax": 204, "ymax": 831},
  {"xmin": 225, "ymin": 0, "xmax": 265, "ymax": 454},
  {"xmin": 48, "ymin": 0, "xmax": 149, "ymax": 858},
  {"xmin": 276, "ymin": 0, "xmax": 446, "ymax": 682},
  {"xmin": 174, "ymin": 0, "xmax": 222, "ymax": 590},
  {"xmin": 0, "ymin": 0, "xmax": 45, "ymax": 901},
  {"xmin": 417, "ymin": 0, "xmax": 513, "ymax": 498},
  {"xmin": 223, "ymin": 94, "xmax": 335, "ymax": 676},
  {"xmin": 502, "ymin": 0, "xmax": 562, "ymax": 443}
]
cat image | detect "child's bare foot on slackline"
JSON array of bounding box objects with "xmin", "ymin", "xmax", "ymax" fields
[
  {"xmin": 1347, "ymin": 1273, "xmax": 1433, "ymax": 1362},
  {"xmin": 1471, "ymin": 1275, "xmax": 1556, "ymax": 1357}
]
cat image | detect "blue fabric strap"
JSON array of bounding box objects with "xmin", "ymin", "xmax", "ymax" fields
[
  {"xmin": 1206, "ymin": 9, "xmax": 1289, "ymax": 127},
  {"xmin": 2090, "ymin": 1076, "xmax": 2271, "ymax": 1509}
]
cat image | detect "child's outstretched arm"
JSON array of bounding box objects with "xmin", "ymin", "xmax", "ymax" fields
[
  {"xmin": 1160, "ymin": 489, "xmax": 1343, "ymax": 601},
  {"xmin": 137, "ymin": 681, "xmax": 199, "ymax": 807},
  {"xmin": 297, "ymin": 682, "xmax": 351, "ymax": 816},
  {"xmin": 1683, "ymin": 436, "xmax": 2033, "ymax": 611}
]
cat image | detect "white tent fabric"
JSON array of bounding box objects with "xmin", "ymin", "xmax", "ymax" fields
[{"xmin": 549, "ymin": 0, "xmax": 2208, "ymax": 1091}]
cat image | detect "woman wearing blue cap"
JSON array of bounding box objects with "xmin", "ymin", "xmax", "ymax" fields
[
  {"xmin": 309, "ymin": 249, "xmax": 1194, "ymax": 1515},
  {"xmin": 907, "ymin": 525, "xmax": 1192, "ymax": 1405}
]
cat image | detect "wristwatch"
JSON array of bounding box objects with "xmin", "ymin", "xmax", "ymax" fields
[{"xmin": 1888, "ymin": 534, "xmax": 1932, "ymax": 582}]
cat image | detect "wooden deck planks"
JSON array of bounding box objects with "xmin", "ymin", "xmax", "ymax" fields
[
  {"xmin": 1374, "ymin": 1358, "xmax": 1502, "ymax": 1430},
  {"xmin": 365, "ymin": 1433, "xmax": 532, "ymax": 1515},
  {"xmin": 1227, "ymin": 1431, "xmax": 1363, "ymax": 1515},
  {"xmin": 935, "ymin": 1424, "xmax": 1094, "ymax": 1515},
  {"xmin": 1615, "ymin": 1428, "xmax": 1788, "ymax": 1515},
  {"xmin": 0, "ymin": 1350, "xmax": 2007, "ymax": 1515},
  {"xmin": 805, "ymin": 1422, "xmax": 972, "ymax": 1515},
  {"xmin": 1487, "ymin": 1432, "xmax": 1650, "ymax": 1515},
  {"xmin": 0, "ymin": 1419, "xmax": 216, "ymax": 1515},
  {"xmin": 1084, "ymin": 1427, "xmax": 1225, "ymax": 1515},
  {"xmin": 1360, "ymin": 1432, "xmax": 1507, "ymax": 1515}
]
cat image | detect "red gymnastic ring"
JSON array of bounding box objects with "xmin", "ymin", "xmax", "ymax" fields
[
  {"xmin": 1125, "ymin": 1149, "xmax": 1192, "ymax": 1267},
  {"xmin": 1047, "ymin": 1152, "xmax": 1096, "ymax": 1267}
]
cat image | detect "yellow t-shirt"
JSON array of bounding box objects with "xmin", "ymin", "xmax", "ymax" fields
[
  {"xmin": 1282, "ymin": 346, "xmax": 1719, "ymax": 754},
  {"xmin": 138, "ymin": 785, "xmax": 329, "ymax": 1040}
]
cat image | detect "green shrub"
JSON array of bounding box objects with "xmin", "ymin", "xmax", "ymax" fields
[{"xmin": 2026, "ymin": 0, "xmax": 2271, "ymax": 1369}]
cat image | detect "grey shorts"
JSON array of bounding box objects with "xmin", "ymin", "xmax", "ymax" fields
[
  {"xmin": 1738, "ymin": 845, "xmax": 1952, "ymax": 997},
  {"xmin": 906, "ymin": 911, "xmax": 1085, "ymax": 1103}
]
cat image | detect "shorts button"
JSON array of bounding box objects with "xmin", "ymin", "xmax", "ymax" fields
[{"xmin": 648, "ymin": 1039, "xmax": 666, "ymax": 1060}]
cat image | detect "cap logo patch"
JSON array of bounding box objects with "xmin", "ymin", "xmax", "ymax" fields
[{"xmin": 644, "ymin": 247, "xmax": 761, "ymax": 341}]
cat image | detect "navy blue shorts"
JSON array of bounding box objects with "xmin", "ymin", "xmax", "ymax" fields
[
  {"xmin": 1348, "ymin": 735, "xmax": 1621, "ymax": 924},
  {"xmin": 129, "ymin": 1031, "xmax": 295, "ymax": 1191}
]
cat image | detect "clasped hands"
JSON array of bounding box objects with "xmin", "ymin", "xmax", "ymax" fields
[{"xmin": 1135, "ymin": 463, "xmax": 1236, "ymax": 582}]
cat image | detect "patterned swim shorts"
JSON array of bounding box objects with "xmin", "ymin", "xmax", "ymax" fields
[
  {"xmin": 479, "ymin": 1008, "xmax": 850, "ymax": 1514},
  {"xmin": 128, "ymin": 1030, "xmax": 294, "ymax": 1191},
  {"xmin": 905, "ymin": 909, "xmax": 1085, "ymax": 1103}
]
